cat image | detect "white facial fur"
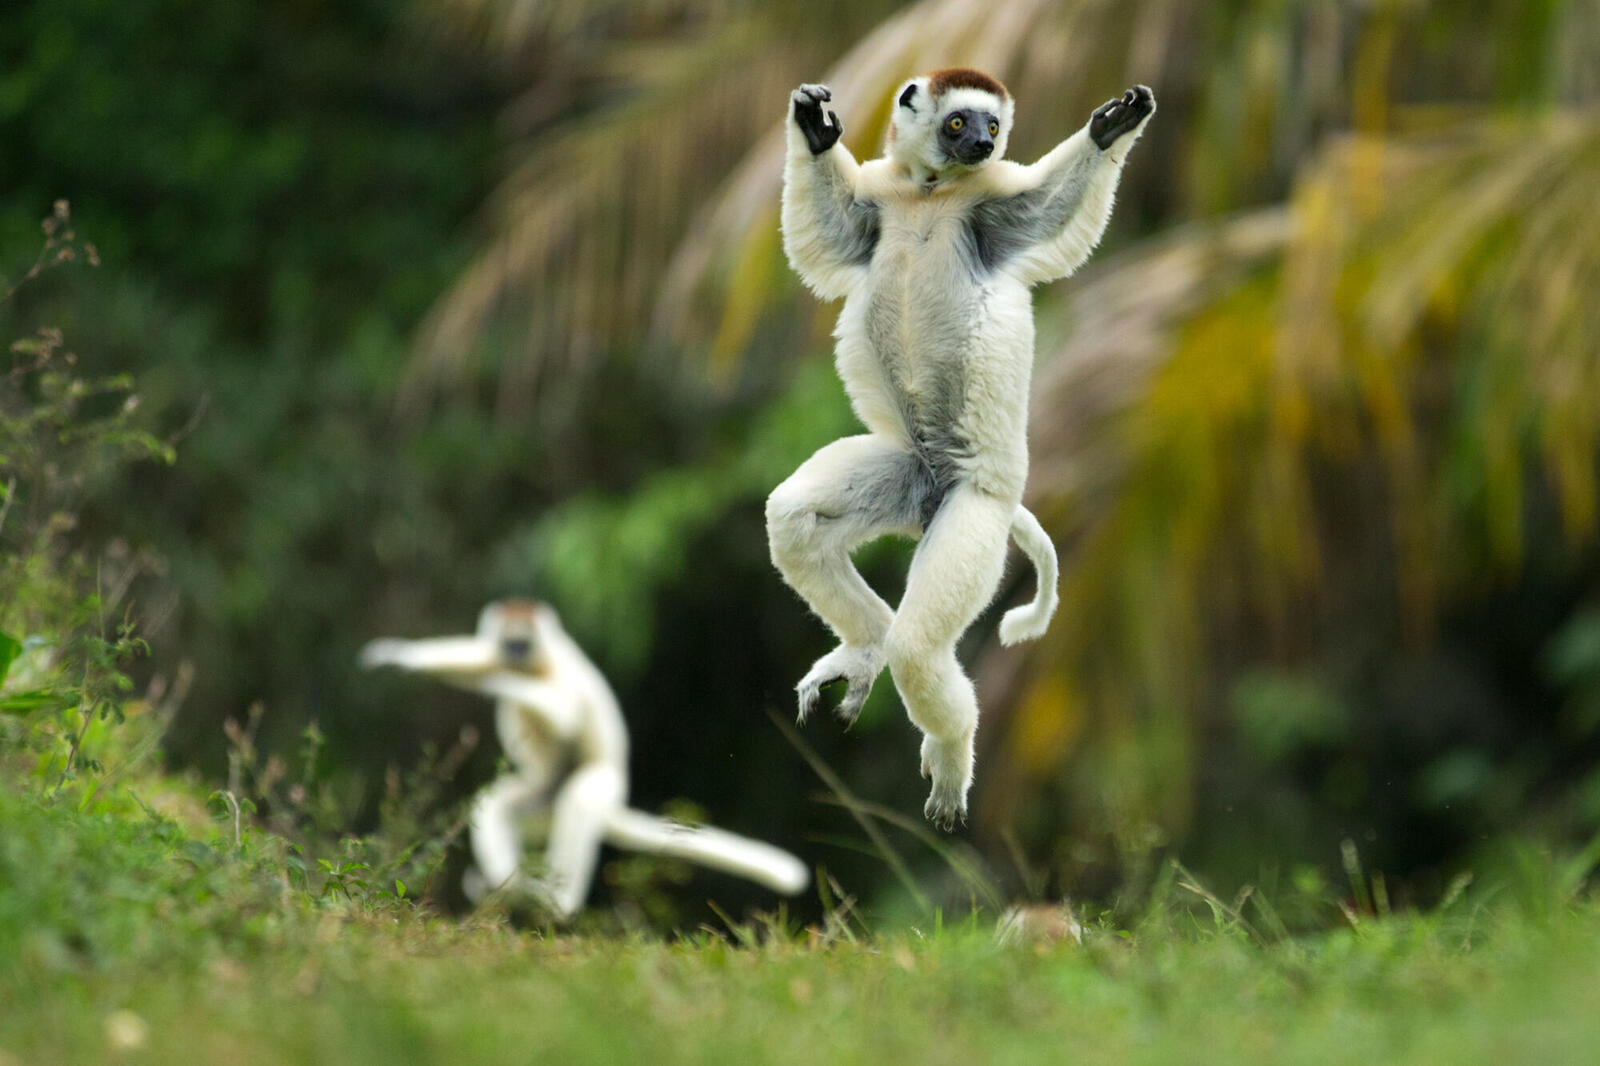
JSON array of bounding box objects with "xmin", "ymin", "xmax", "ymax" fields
[{"xmin": 889, "ymin": 79, "xmax": 1015, "ymax": 182}]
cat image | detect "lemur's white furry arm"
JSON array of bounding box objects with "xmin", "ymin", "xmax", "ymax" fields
[
  {"xmin": 603, "ymin": 808, "xmax": 809, "ymax": 895},
  {"xmin": 358, "ymin": 636, "xmax": 497, "ymax": 673},
  {"xmin": 358, "ymin": 633, "xmax": 583, "ymax": 738},
  {"xmin": 781, "ymin": 85, "xmax": 877, "ymax": 301},
  {"xmin": 980, "ymin": 87, "xmax": 1155, "ymax": 287}
]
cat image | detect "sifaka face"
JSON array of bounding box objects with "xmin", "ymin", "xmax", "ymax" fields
[
  {"xmin": 937, "ymin": 106, "xmax": 1000, "ymax": 164},
  {"xmin": 482, "ymin": 599, "xmax": 542, "ymax": 667},
  {"xmin": 890, "ymin": 67, "xmax": 1013, "ymax": 179}
]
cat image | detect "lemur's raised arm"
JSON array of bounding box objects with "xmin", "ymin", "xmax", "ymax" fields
[
  {"xmin": 974, "ymin": 86, "xmax": 1155, "ymax": 287},
  {"xmin": 358, "ymin": 635, "xmax": 496, "ymax": 674},
  {"xmin": 360, "ymin": 627, "xmax": 582, "ymax": 740},
  {"xmin": 781, "ymin": 84, "xmax": 881, "ymax": 300}
]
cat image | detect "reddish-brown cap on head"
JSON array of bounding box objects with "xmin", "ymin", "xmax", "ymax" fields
[{"xmin": 926, "ymin": 67, "xmax": 1009, "ymax": 101}]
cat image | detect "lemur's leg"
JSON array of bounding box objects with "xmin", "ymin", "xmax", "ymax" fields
[
  {"xmin": 884, "ymin": 484, "xmax": 1013, "ymax": 830},
  {"xmin": 541, "ymin": 763, "xmax": 627, "ymax": 919},
  {"xmin": 767, "ymin": 434, "xmax": 923, "ymax": 724},
  {"xmin": 466, "ymin": 773, "xmax": 545, "ymax": 902}
]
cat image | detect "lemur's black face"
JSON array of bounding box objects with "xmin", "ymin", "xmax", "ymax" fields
[
  {"xmin": 485, "ymin": 599, "xmax": 543, "ymax": 668},
  {"xmin": 939, "ymin": 109, "xmax": 999, "ymax": 165},
  {"xmin": 500, "ymin": 618, "xmax": 537, "ymax": 665}
]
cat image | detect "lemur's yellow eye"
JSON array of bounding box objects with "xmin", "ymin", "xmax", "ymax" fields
[
  {"xmin": 988, "ymin": 121, "xmax": 999, "ymax": 136},
  {"xmin": 948, "ymin": 115, "xmax": 963, "ymax": 131}
]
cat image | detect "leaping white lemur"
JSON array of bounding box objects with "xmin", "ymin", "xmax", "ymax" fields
[
  {"xmin": 768, "ymin": 69, "xmax": 1154, "ymax": 829},
  {"xmin": 361, "ymin": 600, "xmax": 809, "ymax": 918}
]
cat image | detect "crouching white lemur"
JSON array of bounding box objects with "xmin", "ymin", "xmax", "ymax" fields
[{"xmin": 362, "ymin": 600, "xmax": 809, "ymax": 917}]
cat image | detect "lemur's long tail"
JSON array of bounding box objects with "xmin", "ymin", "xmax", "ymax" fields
[
  {"xmin": 999, "ymin": 504, "xmax": 1059, "ymax": 646},
  {"xmin": 602, "ymin": 808, "xmax": 810, "ymax": 895}
]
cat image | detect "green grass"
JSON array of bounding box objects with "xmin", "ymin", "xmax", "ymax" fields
[{"xmin": 4, "ymin": 780, "xmax": 1600, "ymax": 1065}]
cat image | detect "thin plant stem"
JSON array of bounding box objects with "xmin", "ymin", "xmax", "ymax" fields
[{"xmin": 767, "ymin": 707, "xmax": 933, "ymax": 914}]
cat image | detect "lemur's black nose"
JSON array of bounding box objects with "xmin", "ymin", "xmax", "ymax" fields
[{"xmin": 968, "ymin": 137, "xmax": 993, "ymax": 160}]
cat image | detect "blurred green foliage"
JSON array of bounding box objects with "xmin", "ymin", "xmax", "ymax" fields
[
  {"xmin": 1, "ymin": 201, "xmax": 472, "ymax": 948},
  {"xmin": 4, "ymin": 0, "xmax": 1600, "ymax": 920},
  {"xmin": 1, "ymin": 0, "xmax": 522, "ymax": 779},
  {"xmin": 2, "ymin": 203, "xmax": 166, "ymax": 795}
]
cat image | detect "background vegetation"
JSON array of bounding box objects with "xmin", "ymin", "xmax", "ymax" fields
[{"xmin": 5, "ymin": 0, "xmax": 1600, "ymax": 938}]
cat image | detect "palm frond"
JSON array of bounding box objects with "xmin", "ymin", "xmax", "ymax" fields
[{"xmin": 406, "ymin": 12, "xmax": 795, "ymax": 416}]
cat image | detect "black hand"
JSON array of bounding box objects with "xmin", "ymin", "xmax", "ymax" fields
[
  {"xmin": 1089, "ymin": 84, "xmax": 1155, "ymax": 150},
  {"xmin": 792, "ymin": 83, "xmax": 843, "ymax": 156}
]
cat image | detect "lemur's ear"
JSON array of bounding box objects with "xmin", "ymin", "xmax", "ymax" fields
[{"xmin": 898, "ymin": 81, "xmax": 919, "ymax": 111}]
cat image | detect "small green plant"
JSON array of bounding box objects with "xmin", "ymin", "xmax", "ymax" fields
[
  {"xmin": 1, "ymin": 201, "xmax": 173, "ymax": 796},
  {"xmin": 218, "ymin": 701, "xmax": 480, "ymax": 910}
]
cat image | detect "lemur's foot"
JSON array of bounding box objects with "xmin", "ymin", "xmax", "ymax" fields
[
  {"xmin": 920, "ymin": 734, "xmax": 972, "ymax": 832},
  {"xmin": 796, "ymin": 643, "xmax": 884, "ymax": 726},
  {"xmin": 923, "ymin": 781, "xmax": 968, "ymax": 833},
  {"xmin": 463, "ymin": 866, "xmax": 549, "ymax": 909},
  {"xmin": 1089, "ymin": 84, "xmax": 1155, "ymax": 150}
]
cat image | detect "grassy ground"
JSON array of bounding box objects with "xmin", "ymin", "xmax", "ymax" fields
[{"xmin": 3, "ymin": 779, "xmax": 1599, "ymax": 1066}]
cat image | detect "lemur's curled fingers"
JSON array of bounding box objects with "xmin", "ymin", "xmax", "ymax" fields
[
  {"xmin": 1089, "ymin": 84, "xmax": 1155, "ymax": 150},
  {"xmin": 792, "ymin": 83, "xmax": 844, "ymax": 156}
]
